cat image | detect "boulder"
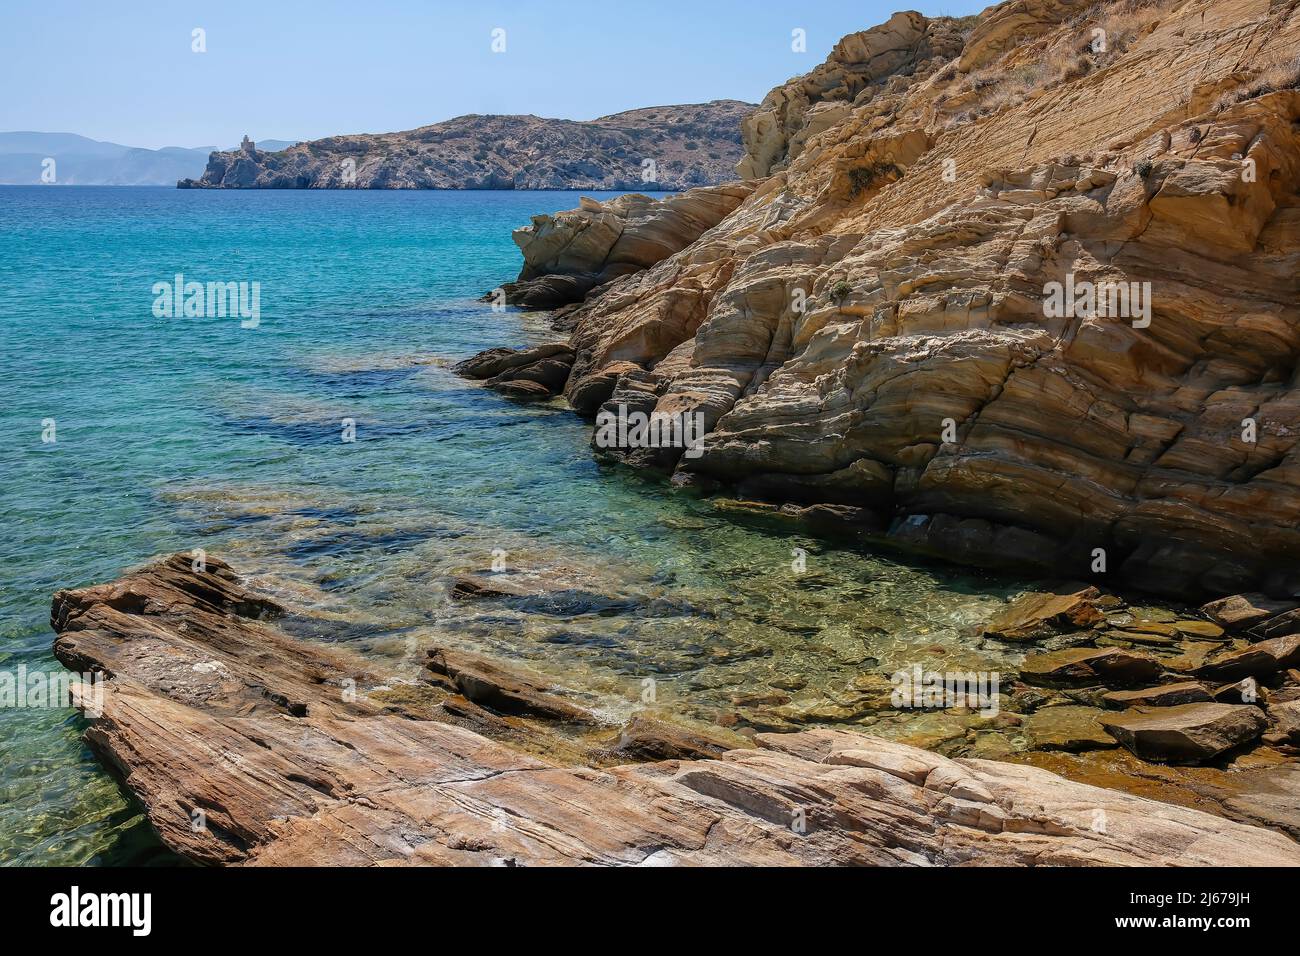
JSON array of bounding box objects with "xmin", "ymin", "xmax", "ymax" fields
[
  {"xmin": 1101, "ymin": 683, "xmax": 1214, "ymax": 709},
  {"xmin": 454, "ymin": 342, "xmax": 574, "ymax": 378},
  {"xmin": 1020, "ymin": 647, "xmax": 1164, "ymax": 685},
  {"xmin": 1265, "ymin": 701, "xmax": 1300, "ymax": 746},
  {"xmin": 1201, "ymin": 594, "xmax": 1299, "ymax": 632},
  {"xmin": 982, "ymin": 584, "xmax": 1105, "ymax": 642},
  {"xmin": 486, "ymin": 378, "xmax": 554, "ymax": 400},
  {"xmin": 1101, "ymin": 704, "xmax": 1267, "ymax": 764},
  {"xmin": 1195, "ymin": 634, "xmax": 1300, "ymax": 681},
  {"xmin": 1247, "ymin": 609, "xmax": 1300, "ymax": 644}
]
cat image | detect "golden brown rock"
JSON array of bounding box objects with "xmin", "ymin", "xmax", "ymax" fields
[
  {"xmin": 535, "ymin": 0, "xmax": 1300, "ymax": 600},
  {"xmin": 49, "ymin": 554, "xmax": 1300, "ymax": 866},
  {"xmin": 982, "ymin": 583, "xmax": 1104, "ymax": 641}
]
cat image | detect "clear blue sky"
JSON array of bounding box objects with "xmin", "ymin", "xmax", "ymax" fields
[{"xmin": 0, "ymin": 0, "xmax": 986, "ymax": 149}]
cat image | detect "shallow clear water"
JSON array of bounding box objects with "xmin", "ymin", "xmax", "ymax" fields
[{"xmin": 0, "ymin": 186, "xmax": 1023, "ymax": 865}]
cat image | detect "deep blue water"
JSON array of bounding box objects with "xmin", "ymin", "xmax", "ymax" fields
[{"xmin": 0, "ymin": 186, "xmax": 1016, "ymax": 865}]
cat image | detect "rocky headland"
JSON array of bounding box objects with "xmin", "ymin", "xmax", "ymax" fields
[
  {"xmin": 177, "ymin": 101, "xmax": 753, "ymax": 190},
  {"xmin": 461, "ymin": 0, "xmax": 1300, "ymax": 602}
]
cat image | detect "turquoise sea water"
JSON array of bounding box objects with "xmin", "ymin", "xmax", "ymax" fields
[{"xmin": 0, "ymin": 186, "xmax": 1020, "ymax": 866}]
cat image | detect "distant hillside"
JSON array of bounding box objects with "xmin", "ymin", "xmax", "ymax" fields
[
  {"xmin": 177, "ymin": 102, "xmax": 754, "ymax": 190},
  {"xmin": 0, "ymin": 133, "xmax": 296, "ymax": 185}
]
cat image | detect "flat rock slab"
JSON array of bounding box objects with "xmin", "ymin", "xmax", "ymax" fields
[
  {"xmin": 1102, "ymin": 704, "xmax": 1267, "ymax": 765},
  {"xmin": 1201, "ymin": 593, "xmax": 1299, "ymax": 632},
  {"xmin": 1102, "ymin": 683, "xmax": 1214, "ymax": 709},
  {"xmin": 1247, "ymin": 610, "xmax": 1300, "ymax": 644},
  {"xmin": 1020, "ymin": 647, "xmax": 1164, "ymax": 685},
  {"xmin": 1022, "ymin": 705, "xmax": 1116, "ymax": 752},
  {"xmin": 50, "ymin": 555, "xmax": 1300, "ymax": 866},
  {"xmin": 1196, "ymin": 634, "xmax": 1300, "ymax": 680},
  {"xmin": 426, "ymin": 647, "xmax": 598, "ymax": 725},
  {"xmin": 982, "ymin": 583, "xmax": 1104, "ymax": 642}
]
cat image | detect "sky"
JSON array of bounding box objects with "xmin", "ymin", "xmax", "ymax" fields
[{"xmin": 0, "ymin": 0, "xmax": 987, "ymax": 150}]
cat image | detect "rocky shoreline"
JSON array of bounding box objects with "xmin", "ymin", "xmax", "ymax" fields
[
  {"xmin": 458, "ymin": 0, "xmax": 1300, "ymax": 602},
  {"xmin": 49, "ymin": 554, "xmax": 1300, "ymax": 864},
  {"xmin": 45, "ymin": 0, "xmax": 1300, "ymax": 869}
]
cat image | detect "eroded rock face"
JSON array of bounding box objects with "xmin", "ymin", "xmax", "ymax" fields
[
  {"xmin": 500, "ymin": 184, "xmax": 756, "ymax": 307},
  {"xmin": 537, "ymin": 0, "xmax": 1300, "ymax": 600},
  {"xmin": 49, "ymin": 555, "xmax": 1300, "ymax": 866},
  {"xmin": 737, "ymin": 12, "xmax": 967, "ymax": 178}
]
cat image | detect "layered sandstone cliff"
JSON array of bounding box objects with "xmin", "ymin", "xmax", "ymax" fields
[
  {"xmin": 494, "ymin": 183, "xmax": 757, "ymax": 307},
  {"xmin": 177, "ymin": 101, "xmax": 752, "ymax": 190},
  {"xmin": 473, "ymin": 0, "xmax": 1300, "ymax": 600}
]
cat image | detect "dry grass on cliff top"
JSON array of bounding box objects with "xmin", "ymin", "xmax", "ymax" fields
[
  {"xmin": 939, "ymin": 0, "xmax": 1180, "ymax": 129},
  {"xmin": 1213, "ymin": 53, "xmax": 1300, "ymax": 113}
]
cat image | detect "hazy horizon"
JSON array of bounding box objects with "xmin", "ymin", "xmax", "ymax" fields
[{"xmin": 0, "ymin": 0, "xmax": 984, "ymax": 150}]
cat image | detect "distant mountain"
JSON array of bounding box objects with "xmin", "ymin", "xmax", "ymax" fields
[
  {"xmin": 0, "ymin": 133, "xmax": 297, "ymax": 185},
  {"xmin": 177, "ymin": 102, "xmax": 754, "ymax": 190}
]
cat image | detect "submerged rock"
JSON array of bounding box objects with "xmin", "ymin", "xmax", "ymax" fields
[
  {"xmin": 426, "ymin": 647, "xmax": 598, "ymax": 725},
  {"xmin": 981, "ymin": 583, "xmax": 1104, "ymax": 642},
  {"xmin": 1022, "ymin": 705, "xmax": 1116, "ymax": 752},
  {"xmin": 604, "ymin": 716, "xmax": 744, "ymax": 762},
  {"xmin": 1020, "ymin": 647, "xmax": 1164, "ymax": 686},
  {"xmin": 50, "ymin": 554, "xmax": 1300, "ymax": 865}
]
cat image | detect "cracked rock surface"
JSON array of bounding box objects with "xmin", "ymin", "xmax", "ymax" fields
[
  {"xmin": 50, "ymin": 554, "xmax": 1300, "ymax": 866},
  {"xmin": 488, "ymin": 0, "xmax": 1300, "ymax": 600}
]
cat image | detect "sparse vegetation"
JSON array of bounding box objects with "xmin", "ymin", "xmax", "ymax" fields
[
  {"xmin": 1212, "ymin": 54, "xmax": 1300, "ymax": 112},
  {"xmin": 847, "ymin": 162, "xmax": 901, "ymax": 197},
  {"xmin": 829, "ymin": 279, "xmax": 854, "ymax": 303},
  {"xmin": 941, "ymin": 0, "xmax": 1178, "ymax": 130}
]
